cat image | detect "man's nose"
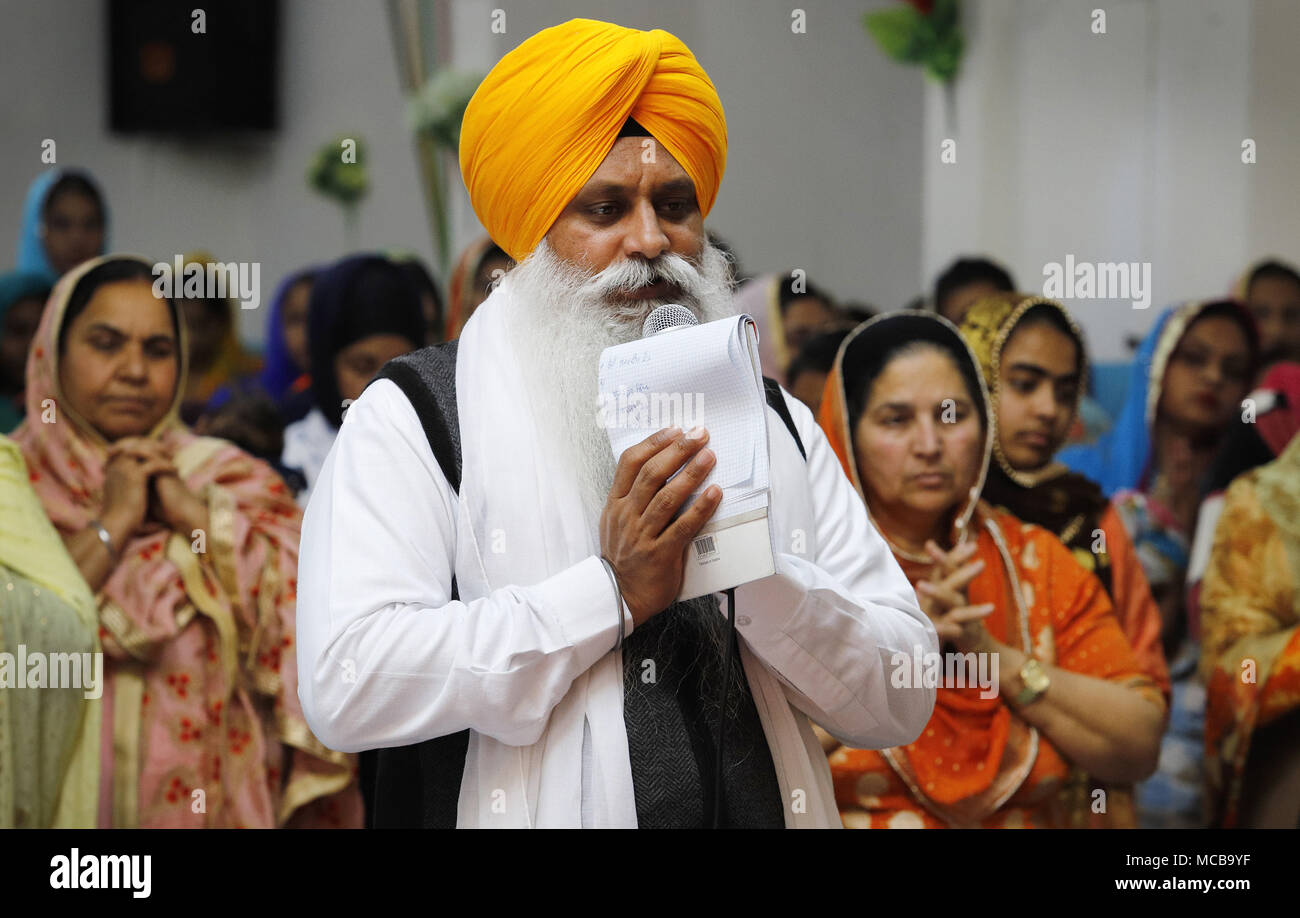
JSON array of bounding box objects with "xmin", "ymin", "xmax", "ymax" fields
[
  {"xmin": 1258, "ymin": 317, "xmax": 1283, "ymax": 349},
  {"xmin": 622, "ymin": 200, "xmax": 670, "ymax": 261}
]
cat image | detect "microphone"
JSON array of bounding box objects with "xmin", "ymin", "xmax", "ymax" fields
[{"xmin": 641, "ymin": 303, "xmax": 699, "ymax": 338}]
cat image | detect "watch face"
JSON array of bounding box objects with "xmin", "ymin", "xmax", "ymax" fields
[{"xmin": 1024, "ymin": 660, "xmax": 1049, "ymax": 691}]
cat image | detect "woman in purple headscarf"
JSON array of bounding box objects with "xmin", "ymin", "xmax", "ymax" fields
[{"xmin": 280, "ymin": 255, "xmax": 426, "ymax": 506}]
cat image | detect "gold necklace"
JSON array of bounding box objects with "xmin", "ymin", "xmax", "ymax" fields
[
  {"xmin": 882, "ymin": 531, "xmax": 932, "ymax": 564},
  {"xmin": 881, "ymin": 525, "xmax": 971, "ymax": 564}
]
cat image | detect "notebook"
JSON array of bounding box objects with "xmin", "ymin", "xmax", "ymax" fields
[{"xmin": 598, "ymin": 314, "xmax": 775, "ymax": 599}]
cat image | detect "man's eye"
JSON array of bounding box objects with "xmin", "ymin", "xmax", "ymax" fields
[{"xmin": 590, "ymin": 204, "xmax": 618, "ymax": 217}]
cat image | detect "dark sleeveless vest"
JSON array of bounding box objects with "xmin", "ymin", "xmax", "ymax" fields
[{"xmin": 357, "ymin": 341, "xmax": 805, "ymax": 828}]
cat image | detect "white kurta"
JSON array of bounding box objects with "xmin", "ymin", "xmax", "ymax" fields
[{"xmin": 296, "ymin": 279, "xmax": 937, "ymax": 828}]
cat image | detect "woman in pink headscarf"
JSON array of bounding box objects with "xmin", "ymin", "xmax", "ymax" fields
[
  {"xmin": 11, "ymin": 255, "xmax": 361, "ymax": 828},
  {"xmin": 733, "ymin": 272, "xmax": 840, "ymax": 386}
]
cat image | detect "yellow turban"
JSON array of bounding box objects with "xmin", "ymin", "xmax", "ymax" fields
[{"xmin": 459, "ymin": 18, "xmax": 728, "ymax": 263}]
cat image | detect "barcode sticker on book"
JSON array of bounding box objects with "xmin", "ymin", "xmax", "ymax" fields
[{"xmin": 694, "ymin": 535, "xmax": 717, "ymax": 557}]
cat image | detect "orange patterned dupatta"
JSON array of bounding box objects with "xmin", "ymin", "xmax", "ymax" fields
[
  {"xmin": 1201, "ymin": 428, "xmax": 1300, "ymax": 827},
  {"xmin": 815, "ymin": 314, "xmax": 1156, "ymax": 827},
  {"xmin": 881, "ymin": 522, "xmax": 1041, "ymax": 827},
  {"xmin": 11, "ymin": 256, "xmax": 361, "ymax": 828}
]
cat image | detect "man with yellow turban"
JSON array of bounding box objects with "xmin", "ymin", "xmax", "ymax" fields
[{"xmin": 297, "ymin": 18, "xmax": 934, "ymax": 828}]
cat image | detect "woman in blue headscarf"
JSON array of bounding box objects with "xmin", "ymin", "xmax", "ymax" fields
[
  {"xmin": 1058, "ymin": 303, "xmax": 1257, "ymax": 611},
  {"xmin": 253, "ymin": 266, "xmax": 318, "ymax": 419},
  {"xmin": 1060, "ymin": 299, "xmax": 1257, "ymax": 827},
  {"xmin": 16, "ymin": 170, "xmax": 108, "ymax": 284},
  {"xmin": 0, "ymin": 271, "xmax": 52, "ymax": 432}
]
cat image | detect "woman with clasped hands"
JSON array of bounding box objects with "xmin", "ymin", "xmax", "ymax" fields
[
  {"xmin": 11, "ymin": 255, "xmax": 361, "ymax": 828},
  {"xmin": 814, "ymin": 313, "xmax": 1165, "ymax": 828}
]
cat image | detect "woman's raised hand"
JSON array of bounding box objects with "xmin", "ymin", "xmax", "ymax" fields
[
  {"xmin": 914, "ymin": 539, "xmax": 995, "ymax": 653},
  {"xmin": 107, "ymin": 438, "xmax": 207, "ymax": 535},
  {"xmin": 102, "ymin": 437, "xmax": 176, "ymax": 542}
]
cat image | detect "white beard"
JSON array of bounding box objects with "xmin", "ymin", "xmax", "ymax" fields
[
  {"xmin": 500, "ymin": 235, "xmax": 746, "ymax": 707},
  {"xmin": 503, "ymin": 236, "xmax": 737, "ymax": 529}
]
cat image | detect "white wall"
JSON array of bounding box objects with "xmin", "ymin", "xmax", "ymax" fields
[
  {"xmin": 922, "ymin": 0, "xmax": 1299, "ymax": 361},
  {"xmin": 1245, "ymin": 0, "xmax": 1300, "ymax": 270}
]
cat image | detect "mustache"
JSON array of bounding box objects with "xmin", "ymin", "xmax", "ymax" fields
[{"xmin": 575, "ymin": 250, "xmax": 710, "ymax": 304}]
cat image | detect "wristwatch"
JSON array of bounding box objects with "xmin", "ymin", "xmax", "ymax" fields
[{"xmin": 1014, "ymin": 657, "xmax": 1050, "ymax": 706}]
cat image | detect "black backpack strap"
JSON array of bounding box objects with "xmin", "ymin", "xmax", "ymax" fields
[
  {"xmin": 373, "ymin": 340, "xmax": 462, "ymax": 492},
  {"xmin": 763, "ymin": 376, "xmax": 806, "ymax": 461},
  {"xmin": 360, "ymin": 342, "xmax": 468, "ymax": 828}
]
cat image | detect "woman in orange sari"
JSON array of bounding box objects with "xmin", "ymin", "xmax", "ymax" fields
[
  {"xmin": 11, "ymin": 255, "xmax": 361, "ymax": 828},
  {"xmin": 816, "ymin": 313, "xmax": 1165, "ymax": 827}
]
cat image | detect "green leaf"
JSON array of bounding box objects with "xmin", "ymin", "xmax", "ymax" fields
[
  {"xmin": 864, "ymin": 6, "xmax": 925, "ymax": 62},
  {"xmin": 912, "ymin": 12, "xmax": 940, "ymax": 50},
  {"xmin": 926, "ymin": 29, "xmax": 963, "ymax": 81}
]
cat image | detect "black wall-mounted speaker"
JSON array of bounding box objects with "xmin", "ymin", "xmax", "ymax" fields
[{"xmin": 109, "ymin": 0, "xmax": 280, "ymax": 133}]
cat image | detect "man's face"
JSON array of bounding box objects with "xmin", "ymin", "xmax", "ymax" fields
[
  {"xmin": 1246, "ymin": 275, "xmax": 1300, "ymax": 365},
  {"xmin": 783, "ymin": 296, "xmax": 838, "ymax": 356},
  {"xmin": 546, "ymin": 136, "xmax": 705, "ymax": 295}
]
